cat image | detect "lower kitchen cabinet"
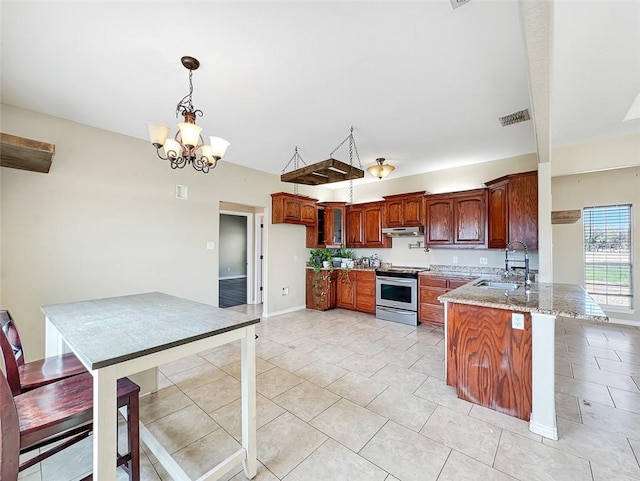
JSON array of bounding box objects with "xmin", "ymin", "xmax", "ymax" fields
[
  {"xmin": 336, "ymin": 269, "xmax": 376, "ymax": 314},
  {"xmin": 306, "ymin": 269, "xmax": 337, "ymax": 311},
  {"xmin": 419, "ymin": 275, "xmax": 476, "ymax": 327}
]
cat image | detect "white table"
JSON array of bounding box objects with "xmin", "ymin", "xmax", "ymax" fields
[{"xmin": 43, "ymin": 292, "xmax": 259, "ymax": 481}]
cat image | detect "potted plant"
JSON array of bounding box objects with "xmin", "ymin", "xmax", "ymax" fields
[
  {"xmin": 337, "ymin": 248, "xmax": 355, "ymax": 268},
  {"xmin": 308, "ymin": 248, "xmax": 334, "ymax": 309}
]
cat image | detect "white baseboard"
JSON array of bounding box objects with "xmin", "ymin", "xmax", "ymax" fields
[
  {"xmin": 219, "ymin": 275, "xmax": 248, "ymax": 280},
  {"xmin": 262, "ymin": 304, "xmax": 306, "ymax": 318},
  {"xmin": 606, "ymin": 317, "xmax": 640, "ymax": 327}
]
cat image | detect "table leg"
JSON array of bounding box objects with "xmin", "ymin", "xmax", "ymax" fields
[
  {"xmin": 93, "ymin": 368, "xmax": 118, "ymax": 480},
  {"xmin": 241, "ymin": 325, "xmax": 257, "ymax": 479},
  {"xmin": 529, "ymin": 312, "xmax": 558, "ymax": 440}
]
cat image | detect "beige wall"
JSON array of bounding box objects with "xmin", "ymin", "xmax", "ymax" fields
[
  {"xmin": 0, "ymin": 104, "xmax": 325, "ymax": 359},
  {"xmin": 552, "ymin": 166, "xmax": 640, "ymax": 323}
]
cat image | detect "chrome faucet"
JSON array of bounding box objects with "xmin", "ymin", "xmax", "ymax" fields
[{"xmin": 505, "ymin": 240, "xmax": 531, "ymax": 287}]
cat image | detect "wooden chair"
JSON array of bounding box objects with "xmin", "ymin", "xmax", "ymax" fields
[
  {"xmin": 0, "ymin": 309, "xmax": 86, "ymax": 395},
  {"xmin": 0, "ymin": 368, "xmax": 140, "ymax": 480}
]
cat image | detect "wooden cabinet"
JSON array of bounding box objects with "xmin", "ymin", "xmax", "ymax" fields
[
  {"xmin": 425, "ymin": 189, "xmax": 487, "ymax": 248},
  {"xmin": 419, "ymin": 275, "xmax": 476, "ymax": 327},
  {"xmin": 346, "ymin": 203, "xmax": 391, "ymax": 249},
  {"xmin": 383, "ymin": 191, "xmax": 426, "ymax": 227},
  {"xmin": 336, "ymin": 269, "xmax": 376, "ymax": 313},
  {"xmin": 446, "ymin": 303, "xmax": 532, "ymax": 420},
  {"xmin": 306, "ymin": 269, "xmax": 337, "ymax": 311},
  {"xmin": 320, "ymin": 202, "xmax": 346, "ymax": 247},
  {"xmin": 272, "ymin": 192, "xmax": 317, "ymax": 226},
  {"xmin": 486, "ymin": 171, "xmax": 538, "ymax": 250},
  {"xmin": 345, "ymin": 205, "xmax": 364, "ymax": 248}
]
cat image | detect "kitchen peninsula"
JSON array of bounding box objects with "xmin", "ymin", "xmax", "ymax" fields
[{"xmin": 440, "ymin": 280, "xmax": 607, "ymax": 440}]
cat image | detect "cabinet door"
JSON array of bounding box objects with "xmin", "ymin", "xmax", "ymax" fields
[
  {"xmin": 336, "ymin": 270, "xmax": 356, "ymax": 309},
  {"xmin": 454, "ymin": 194, "xmax": 485, "ymax": 245},
  {"xmin": 487, "ymin": 182, "xmax": 509, "ymax": 248},
  {"xmin": 363, "ymin": 203, "xmax": 386, "ymax": 247},
  {"xmin": 346, "ymin": 207, "xmax": 363, "ymax": 248},
  {"xmin": 385, "ymin": 200, "xmax": 403, "ymax": 227},
  {"xmin": 324, "ymin": 206, "xmax": 344, "ymax": 246},
  {"xmin": 300, "ymin": 201, "xmax": 317, "ymax": 225},
  {"xmin": 355, "ymin": 271, "xmax": 375, "ymax": 313},
  {"xmin": 402, "ymin": 197, "xmax": 423, "ymax": 226},
  {"xmin": 509, "ymin": 172, "xmax": 538, "ymax": 250},
  {"xmin": 425, "ymin": 199, "xmax": 453, "ymax": 245},
  {"xmin": 282, "ymin": 196, "xmax": 302, "ymax": 222}
]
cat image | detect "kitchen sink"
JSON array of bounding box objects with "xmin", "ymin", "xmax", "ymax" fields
[{"xmin": 474, "ymin": 280, "xmax": 520, "ymax": 290}]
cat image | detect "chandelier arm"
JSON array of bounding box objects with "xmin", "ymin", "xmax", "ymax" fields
[{"xmin": 154, "ymin": 147, "xmax": 169, "ymax": 161}]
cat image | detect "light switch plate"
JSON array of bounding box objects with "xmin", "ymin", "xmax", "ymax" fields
[{"xmin": 512, "ymin": 313, "xmax": 525, "ymax": 330}]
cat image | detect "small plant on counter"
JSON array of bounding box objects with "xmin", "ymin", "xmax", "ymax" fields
[{"xmin": 308, "ymin": 248, "xmax": 333, "ymax": 271}]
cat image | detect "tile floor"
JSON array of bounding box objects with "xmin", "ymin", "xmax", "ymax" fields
[{"xmin": 19, "ymin": 306, "xmax": 640, "ymax": 481}]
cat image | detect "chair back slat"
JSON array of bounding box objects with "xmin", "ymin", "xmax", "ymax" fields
[
  {"xmin": 0, "ymin": 311, "xmax": 23, "ymax": 365},
  {"xmin": 0, "ymin": 311, "xmax": 23, "ymax": 396},
  {"xmin": 0, "ymin": 369, "xmax": 20, "ymax": 481}
]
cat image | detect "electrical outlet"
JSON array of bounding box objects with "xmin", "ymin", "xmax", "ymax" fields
[
  {"xmin": 512, "ymin": 313, "xmax": 525, "ymax": 330},
  {"xmin": 479, "ymin": 257, "xmax": 488, "ymax": 265},
  {"xmin": 282, "ymin": 287, "xmax": 289, "ymax": 296},
  {"xmin": 452, "ymin": 256, "xmax": 459, "ymax": 264}
]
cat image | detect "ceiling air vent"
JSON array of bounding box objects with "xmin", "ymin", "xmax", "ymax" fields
[
  {"xmin": 499, "ymin": 109, "xmax": 531, "ymax": 127},
  {"xmin": 450, "ymin": 0, "xmax": 471, "ymax": 9}
]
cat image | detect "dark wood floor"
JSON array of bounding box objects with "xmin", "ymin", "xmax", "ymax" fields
[{"xmin": 219, "ymin": 278, "xmax": 247, "ymax": 308}]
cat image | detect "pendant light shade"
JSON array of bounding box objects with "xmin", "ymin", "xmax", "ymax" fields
[{"xmin": 368, "ymin": 158, "xmax": 395, "ymax": 179}]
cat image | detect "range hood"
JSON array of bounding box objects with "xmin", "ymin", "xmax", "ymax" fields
[{"xmin": 381, "ymin": 226, "xmax": 424, "ymax": 237}]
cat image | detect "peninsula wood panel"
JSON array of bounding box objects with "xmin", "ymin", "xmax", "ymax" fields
[
  {"xmin": 446, "ymin": 303, "xmax": 532, "ymax": 420},
  {"xmin": 508, "ymin": 172, "xmax": 538, "ymax": 250}
]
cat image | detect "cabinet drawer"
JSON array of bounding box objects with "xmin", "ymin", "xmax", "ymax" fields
[
  {"xmin": 448, "ymin": 277, "xmax": 476, "ymax": 289},
  {"xmin": 356, "ymin": 295, "xmax": 376, "ymax": 314},
  {"xmin": 420, "ymin": 277, "xmax": 448, "ymax": 288},
  {"xmin": 420, "ymin": 287, "xmax": 447, "ymax": 305},
  {"xmin": 419, "ymin": 303, "xmax": 444, "ymax": 326}
]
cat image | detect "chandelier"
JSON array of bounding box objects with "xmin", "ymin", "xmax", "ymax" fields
[
  {"xmin": 146, "ymin": 56, "xmax": 230, "ymax": 174},
  {"xmin": 367, "ymin": 157, "xmax": 395, "ymax": 179}
]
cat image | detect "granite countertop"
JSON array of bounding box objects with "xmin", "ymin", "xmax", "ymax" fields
[{"xmin": 439, "ymin": 281, "xmax": 608, "ymax": 322}]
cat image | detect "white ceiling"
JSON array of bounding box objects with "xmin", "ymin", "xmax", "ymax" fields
[{"xmin": 1, "ymin": 1, "xmax": 638, "ymax": 188}]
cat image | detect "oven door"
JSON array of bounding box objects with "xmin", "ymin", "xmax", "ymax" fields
[{"xmin": 376, "ymin": 276, "xmax": 418, "ymax": 311}]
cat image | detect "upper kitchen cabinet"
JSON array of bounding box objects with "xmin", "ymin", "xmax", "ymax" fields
[
  {"xmin": 486, "ymin": 171, "xmax": 538, "ymax": 250},
  {"xmin": 319, "ymin": 202, "xmax": 346, "ymax": 248},
  {"xmin": 271, "ymin": 192, "xmax": 318, "ymax": 226},
  {"xmin": 345, "ymin": 202, "xmax": 391, "ymax": 249},
  {"xmin": 425, "ymin": 189, "xmax": 487, "ymax": 248},
  {"xmin": 383, "ymin": 191, "xmax": 426, "ymax": 227}
]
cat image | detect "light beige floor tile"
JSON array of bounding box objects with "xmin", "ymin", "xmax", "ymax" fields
[
  {"xmin": 580, "ymin": 398, "xmax": 640, "ymax": 441},
  {"xmin": 384, "ymin": 476, "xmax": 401, "ymax": 481},
  {"xmin": 371, "ymin": 363, "xmax": 427, "ymax": 393},
  {"xmin": 572, "ymin": 363, "xmax": 640, "ymax": 393},
  {"xmin": 494, "ymin": 430, "xmax": 593, "ymax": 481},
  {"xmin": 420, "ymin": 405, "xmax": 501, "ymax": 466},
  {"xmin": 273, "ymin": 381, "xmax": 340, "ymax": 421},
  {"xmin": 555, "ymin": 391, "xmax": 582, "ymax": 423},
  {"xmin": 282, "ymin": 337, "xmax": 327, "ymax": 354},
  {"xmin": 269, "ymin": 349, "xmax": 316, "ymax": 372},
  {"xmin": 310, "ymin": 344, "xmax": 354, "ymax": 363},
  {"xmin": 158, "ymin": 354, "xmax": 208, "ymax": 377},
  {"xmin": 409, "ymin": 356, "xmax": 445, "ymax": 380},
  {"xmin": 40, "ymin": 436, "xmax": 92, "ymax": 481},
  {"xmin": 256, "ymin": 367, "xmax": 304, "ymax": 399},
  {"xmin": 256, "ymin": 339, "xmax": 291, "ymax": 360},
  {"xmin": 155, "ymin": 428, "xmax": 242, "ymax": 481},
  {"xmin": 375, "ymin": 347, "xmax": 421, "ymax": 368},
  {"xmin": 221, "ymin": 357, "xmax": 275, "ymax": 380},
  {"xmin": 375, "ymin": 334, "xmax": 417, "ymax": 351},
  {"xmin": 283, "ymin": 438, "xmax": 388, "ymax": 481},
  {"xmin": 293, "ymin": 359, "xmax": 348, "ymax": 387},
  {"xmin": 145, "ymin": 404, "xmax": 220, "ymax": 454},
  {"xmin": 591, "ymin": 463, "xmax": 640, "ymax": 481},
  {"xmin": 187, "ymin": 373, "xmax": 241, "ymax": 413},
  {"xmin": 257, "ymin": 412, "xmax": 327, "ymax": 479},
  {"xmin": 140, "ymin": 385, "xmax": 194, "ymax": 424},
  {"xmin": 228, "ymin": 461, "xmax": 279, "ymax": 481},
  {"xmin": 555, "ymin": 374, "xmax": 614, "ymax": 406},
  {"xmin": 165, "ymin": 361, "xmax": 228, "ymax": 391},
  {"xmin": 157, "ymin": 370, "xmax": 173, "ymax": 390},
  {"xmin": 360, "ymin": 421, "xmax": 450, "ymax": 481},
  {"xmin": 567, "ymin": 343, "xmax": 623, "ymax": 361},
  {"xmin": 210, "ymin": 393, "xmax": 285, "ymax": 441},
  {"xmin": 413, "ymin": 376, "xmax": 473, "ymax": 414},
  {"xmin": 367, "ymin": 387, "xmax": 437, "ymax": 432},
  {"xmin": 616, "ymin": 349, "xmax": 640, "ymax": 364},
  {"xmin": 326, "ymin": 371, "xmax": 388, "ymax": 406},
  {"xmin": 469, "ymin": 404, "xmax": 542, "ymax": 441},
  {"xmin": 201, "ymin": 345, "xmax": 242, "ymax": 367},
  {"xmin": 542, "ymin": 416, "xmax": 640, "ymax": 476},
  {"xmin": 610, "ymin": 386, "xmax": 640, "ymax": 414},
  {"xmin": 555, "ymin": 359, "xmax": 573, "ymax": 377},
  {"xmin": 587, "ymin": 336, "xmax": 638, "ymax": 353},
  {"xmin": 310, "ymin": 398, "xmax": 387, "ymax": 452},
  {"xmin": 18, "ymin": 473, "xmax": 40, "ymax": 481},
  {"xmin": 337, "ymin": 352, "xmax": 387, "ymax": 377},
  {"xmin": 438, "ymin": 450, "xmax": 518, "ymax": 481},
  {"xmin": 596, "ymin": 357, "xmax": 640, "ymax": 376},
  {"xmin": 344, "ymin": 338, "xmax": 388, "ymax": 356}
]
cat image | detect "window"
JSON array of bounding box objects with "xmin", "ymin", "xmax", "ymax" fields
[{"xmin": 583, "ymin": 205, "xmax": 633, "ymax": 309}]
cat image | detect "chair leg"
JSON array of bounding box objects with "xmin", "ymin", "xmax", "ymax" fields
[{"xmin": 127, "ymin": 393, "xmax": 140, "ymax": 481}]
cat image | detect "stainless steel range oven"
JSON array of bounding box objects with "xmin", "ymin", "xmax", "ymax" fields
[{"xmin": 375, "ymin": 267, "xmax": 427, "ymax": 326}]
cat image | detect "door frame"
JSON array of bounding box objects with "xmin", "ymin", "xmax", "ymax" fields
[{"xmin": 220, "ymin": 210, "xmax": 253, "ymax": 304}]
